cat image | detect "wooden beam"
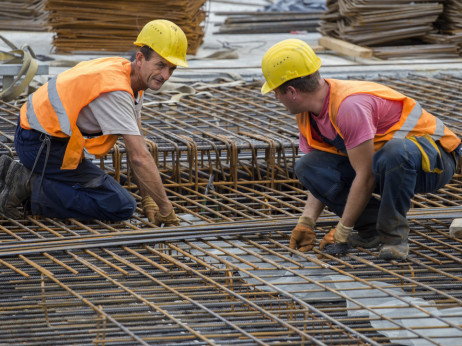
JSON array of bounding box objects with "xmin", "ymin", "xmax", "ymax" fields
[{"xmin": 318, "ymin": 36, "xmax": 373, "ymax": 58}]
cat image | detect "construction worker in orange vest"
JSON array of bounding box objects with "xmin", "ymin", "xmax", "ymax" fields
[
  {"xmin": 0, "ymin": 19, "xmax": 186, "ymax": 225},
  {"xmin": 261, "ymin": 39, "xmax": 461, "ymax": 260}
]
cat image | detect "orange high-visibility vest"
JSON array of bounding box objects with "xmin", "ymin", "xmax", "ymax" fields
[
  {"xmin": 20, "ymin": 57, "xmax": 135, "ymax": 170},
  {"xmin": 297, "ymin": 79, "xmax": 460, "ymax": 156}
]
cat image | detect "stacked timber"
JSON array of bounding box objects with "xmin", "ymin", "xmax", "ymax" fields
[
  {"xmin": 438, "ymin": 0, "xmax": 462, "ymax": 34},
  {"xmin": 431, "ymin": 0, "xmax": 462, "ymax": 55},
  {"xmin": 45, "ymin": 0, "xmax": 207, "ymax": 55},
  {"xmin": 0, "ymin": 0, "xmax": 48, "ymax": 31},
  {"xmin": 319, "ymin": 0, "xmax": 461, "ymax": 59},
  {"xmin": 320, "ymin": 0, "xmax": 443, "ymax": 46},
  {"xmin": 217, "ymin": 11, "xmax": 323, "ymax": 34}
]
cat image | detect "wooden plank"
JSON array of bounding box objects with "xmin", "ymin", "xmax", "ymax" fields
[{"xmin": 318, "ymin": 36, "xmax": 373, "ymax": 58}]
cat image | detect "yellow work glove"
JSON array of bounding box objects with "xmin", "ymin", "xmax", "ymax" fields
[
  {"xmin": 289, "ymin": 216, "xmax": 316, "ymax": 252},
  {"xmin": 154, "ymin": 209, "xmax": 180, "ymax": 227},
  {"xmin": 141, "ymin": 196, "xmax": 159, "ymax": 223}
]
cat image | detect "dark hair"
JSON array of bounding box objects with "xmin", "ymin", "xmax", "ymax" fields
[
  {"xmin": 140, "ymin": 45, "xmax": 155, "ymax": 60},
  {"xmin": 277, "ymin": 71, "xmax": 321, "ymax": 94}
]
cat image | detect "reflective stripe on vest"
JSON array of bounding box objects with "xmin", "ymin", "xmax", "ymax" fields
[
  {"xmin": 392, "ymin": 101, "xmax": 445, "ymax": 141},
  {"xmin": 298, "ymin": 79, "xmax": 460, "ymax": 155},
  {"xmin": 19, "ymin": 57, "xmax": 134, "ymax": 169},
  {"xmin": 26, "ymin": 76, "xmax": 72, "ymax": 136}
]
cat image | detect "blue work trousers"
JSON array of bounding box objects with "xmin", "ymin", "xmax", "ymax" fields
[
  {"xmin": 295, "ymin": 139, "xmax": 456, "ymax": 245},
  {"xmin": 14, "ymin": 124, "xmax": 136, "ymax": 221}
]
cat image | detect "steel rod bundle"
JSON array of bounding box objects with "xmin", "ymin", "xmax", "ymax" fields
[{"xmin": 45, "ymin": 0, "xmax": 208, "ymax": 54}]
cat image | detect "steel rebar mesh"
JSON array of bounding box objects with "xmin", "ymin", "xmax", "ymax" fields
[{"xmin": 0, "ymin": 73, "xmax": 461, "ymax": 344}]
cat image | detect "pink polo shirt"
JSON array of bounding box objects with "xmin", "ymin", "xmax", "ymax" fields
[{"xmin": 299, "ymin": 87, "xmax": 403, "ymax": 153}]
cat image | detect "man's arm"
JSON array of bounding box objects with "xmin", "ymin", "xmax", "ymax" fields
[
  {"xmin": 289, "ymin": 192, "xmax": 325, "ymax": 252},
  {"xmin": 341, "ymin": 138, "xmax": 376, "ymax": 227},
  {"xmin": 123, "ymin": 133, "xmax": 172, "ymax": 215},
  {"xmin": 301, "ymin": 192, "xmax": 325, "ymax": 221}
]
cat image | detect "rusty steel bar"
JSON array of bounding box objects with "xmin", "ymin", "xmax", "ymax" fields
[{"xmin": 0, "ymin": 74, "xmax": 461, "ymax": 344}]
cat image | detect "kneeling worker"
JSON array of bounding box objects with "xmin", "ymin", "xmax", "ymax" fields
[
  {"xmin": 0, "ymin": 19, "xmax": 186, "ymax": 226},
  {"xmin": 261, "ymin": 39, "xmax": 460, "ymax": 260}
]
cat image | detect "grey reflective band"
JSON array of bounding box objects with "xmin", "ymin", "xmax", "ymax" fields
[
  {"xmin": 25, "ymin": 93, "xmax": 46, "ymax": 133},
  {"xmin": 25, "ymin": 77, "xmax": 72, "ymax": 136},
  {"xmin": 47, "ymin": 77, "xmax": 72, "ymax": 135},
  {"xmin": 392, "ymin": 101, "xmax": 422, "ymax": 139},
  {"xmin": 433, "ymin": 118, "xmax": 445, "ymax": 139},
  {"xmin": 393, "ymin": 101, "xmax": 447, "ymax": 141},
  {"xmin": 83, "ymin": 148, "xmax": 96, "ymax": 159}
]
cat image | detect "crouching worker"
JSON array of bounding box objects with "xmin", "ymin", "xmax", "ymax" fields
[
  {"xmin": 0, "ymin": 19, "xmax": 187, "ymax": 225},
  {"xmin": 261, "ymin": 39, "xmax": 461, "ymax": 260}
]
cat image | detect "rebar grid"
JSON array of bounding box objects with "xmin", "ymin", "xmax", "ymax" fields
[
  {"xmin": 0, "ymin": 217, "xmax": 460, "ymax": 345},
  {"xmin": 0, "ymin": 74, "xmax": 461, "ymax": 344}
]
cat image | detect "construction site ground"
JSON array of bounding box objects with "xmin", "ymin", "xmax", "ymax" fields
[{"xmin": 0, "ymin": 0, "xmax": 462, "ymax": 345}]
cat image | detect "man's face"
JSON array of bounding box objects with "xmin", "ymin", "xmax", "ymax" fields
[
  {"xmin": 138, "ymin": 52, "xmax": 177, "ymax": 90},
  {"xmin": 273, "ymin": 87, "xmax": 299, "ymax": 114}
]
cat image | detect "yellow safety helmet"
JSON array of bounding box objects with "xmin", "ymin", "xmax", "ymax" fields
[
  {"xmin": 261, "ymin": 39, "xmax": 321, "ymax": 94},
  {"xmin": 134, "ymin": 19, "xmax": 188, "ymax": 68}
]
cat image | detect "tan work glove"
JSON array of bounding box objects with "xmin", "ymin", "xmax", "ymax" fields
[
  {"xmin": 319, "ymin": 229, "xmax": 335, "ymax": 252},
  {"xmin": 289, "ymin": 216, "xmax": 316, "ymax": 252},
  {"xmin": 141, "ymin": 196, "xmax": 159, "ymax": 223},
  {"xmin": 154, "ymin": 208, "xmax": 180, "ymax": 227},
  {"xmin": 318, "ymin": 221, "xmax": 352, "ymax": 257}
]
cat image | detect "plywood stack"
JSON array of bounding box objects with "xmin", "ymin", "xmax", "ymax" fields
[
  {"xmin": 0, "ymin": 0, "xmax": 48, "ymax": 31},
  {"xmin": 439, "ymin": 0, "xmax": 462, "ymax": 34},
  {"xmin": 320, "ymin": 0, "xmax": 443, "ymax": 46},
  {"xmin": 427, "ymin": 0, "xmax": 462, "ymax": 55},
  {"xmin": 319, "ymin": 0, "xmax": 460, "ymax": 59},
  {"xmin": 45, "ymin": 0, "xmax": 208, "ymax": 55}
]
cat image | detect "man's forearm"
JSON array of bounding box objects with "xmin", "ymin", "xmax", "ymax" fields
[
  {"xmin": 301, "ymin": 193, "xmax": 325, "ymax": 222},
  {"xmin": 341, "ymin": 175, "xmax": 375, "ymax": 227},
  {"xmin": 129, "ymin": 154, "xmax": 172, "ymax": 215}
]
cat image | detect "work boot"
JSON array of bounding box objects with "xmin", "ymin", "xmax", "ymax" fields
[
  {"xmin": 348, "ymin": 231, "xmax": 381, "ymax": 249},
  {"xmin": 0, "ymin": 161, "xmax": 35, "ymax": 218},
  {"xmin": 378, "ymin": 242, "xmax": 409, "ymax": 261},
  {"xmin": 0, "ymin": 155, "xmax": 13, "ymax": 193}
]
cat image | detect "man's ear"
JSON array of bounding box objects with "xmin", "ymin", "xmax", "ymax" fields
[
  {"xmin": 287, "ymin": 86, "xmax": 297, "ymax": 99},
  {"xmin": 135, "ymin": 51, "xmax": 144, "ymax": 65}
]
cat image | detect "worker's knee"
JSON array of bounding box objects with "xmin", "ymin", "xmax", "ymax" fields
[
  {"xmin": 97, "ymin": 178, "xmax": 137, "ymax": 221},
  {"xmin": 295, "ymin": 152, "xmax": 324, "ymax": 188},
  {"xmin": 295, "ymin": 152, "xmax": 353, "ymax": 202}
]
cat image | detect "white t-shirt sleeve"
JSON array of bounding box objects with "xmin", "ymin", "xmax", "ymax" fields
[
  {"xmin": 77, "ymin": 90, "xmax": 141, "ymax": 136},
  {"xmin": 135, "ymin": 92, "xmax": 143, "ymax": 119}
]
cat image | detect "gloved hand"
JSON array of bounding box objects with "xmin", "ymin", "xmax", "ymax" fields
[
  {"xmin": 318, "ymin": 221, "xmax": 352, "ymax": 256},
  {"xmin": 319, "ymin": 229, "xmax": 335, "ymax": 252},
  {"xmin": 333, "ymin": 221, "xmax": 353, "ymax": 243},
  {"xmin": 141, "ymin": 196, "xmax": 159, "ymax": 223},
  {"xmin": 154, "ymin": 208, "xmax": 180, "ymax": 227},
  {"xmin": 289, "ymin": 216, "xmax": 316, "ymax": 252}
]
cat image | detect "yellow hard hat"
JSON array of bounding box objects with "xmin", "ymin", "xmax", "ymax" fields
[
  {"xmin": 261, "ymin": 39, "xmax": 321, "ymax": 94},
  {"xmin": 134, "ymin": 19, "xmax": 188, "ymax": 67}
]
